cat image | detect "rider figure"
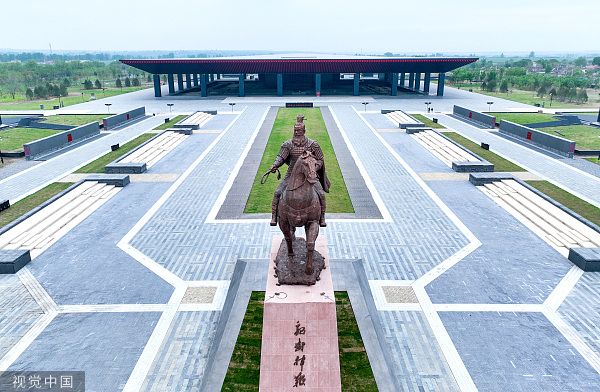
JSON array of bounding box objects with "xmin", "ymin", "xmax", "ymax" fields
[{"xmin": 269, "ymin": 115, "xmax": 329, "ymax": 227}]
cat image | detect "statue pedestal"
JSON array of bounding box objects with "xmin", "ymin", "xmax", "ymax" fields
[{"xmin": 259, "ymin": 235, "xmax": 341, "ymax": 391}]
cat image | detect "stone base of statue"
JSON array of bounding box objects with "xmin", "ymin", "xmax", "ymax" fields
[
  {"xmin": 274, "ymin": 238, "xmax": 325, "ymax": 286},
  {"xmin": 259, "ymin": 235, "xmax": 342, "ymax": 391}
]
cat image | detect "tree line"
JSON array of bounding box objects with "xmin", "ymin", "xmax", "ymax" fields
[
  {"xmin": 0, "ymin": 60, "xmax": 147, "ymax": 100},
  {"xmin": 449, "ymin": 57, "xmax": 599, "ymax": 104}
]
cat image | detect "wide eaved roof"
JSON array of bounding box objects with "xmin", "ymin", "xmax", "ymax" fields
[{"xmin": 120, "ymin": 53, "xmax": 478, "ymax": 74}]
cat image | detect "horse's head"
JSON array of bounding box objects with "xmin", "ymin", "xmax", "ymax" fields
[{"xmin": 288, "ymin": 151, "xmax": 318, "ymax": 191}]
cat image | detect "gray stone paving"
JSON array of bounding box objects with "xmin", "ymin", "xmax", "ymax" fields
[
  {"xmin": 558, "ymin": 272, "xmax": 600, "ymax": 355},
  {"xmin": 440, "ymin": 311, "xmax": 600, "ymax": 391},
  {"xmin": 381, "ymin": 311, "xmax": 459, "ymax": 392},
  {"xmin": 0, "ymin": 159, "xmax": 39, "ymax": 181},
  {"xmin": 0, "ymin": 275, "xmax": 44, "ymax": 359},
  {"xmin": 216, "ymin": 106, "xmax": 278, "ymax": 219},
  {"xmin": 559, "ymin": 157, "xmax": 600, "ymax": 179},
  {"xmin": 424, "ymin": 180, "xmax": 571, "ymax": 304},
  {"xmin": 131, "ymin": 105, "xmax": 274, "ymax": 281},
  {"xmin": 0, "ymin": 115, "xmax": 168, "ymax": 203},
  {"xmin": 321, "ymin": 106, "xmax": 382, "ymax": 219},
  {"xmin": 9, "ymin": 312, "xmax": 161, "ymax": 392},
  {"xmin": 434, "ymin": 114, "xmax": 600, "ymax": 207},
  {"xmin": 142, "ymin": 311, "xmax": 221, "ymax": 391},
  {"xmin": 5, "ymin": 87, "xmax": 600, "ymax": 391}
]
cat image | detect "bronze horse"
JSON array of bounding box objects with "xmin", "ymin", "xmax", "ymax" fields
[{"xmin": 276, "ymin": 150, "xmax": 321, "ymax": 275}]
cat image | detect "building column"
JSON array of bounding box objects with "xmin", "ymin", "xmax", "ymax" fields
[
  {"xmin": 239, "ymin": 73, "xmax": 245, "ymax": 97},
  {"xmin": 177, "ymin": 73, "xmax": 184, "ymax": 91},
  {"xmin": 390, "ymin": 72, "xmax": 398, "ymax": 96},
  {"xmin": 353, "ymin": 73, "xmax": 360, "ymax": 96},
  {"xmin": 399, "ymin": 73, "xmax": 405, "ymax": 88},
  {"xmin": 424, "ymin": 72, "xmax": 431, "ymax": 94},
  {"xmin": 153, "ymin": 74, "xmax": 161, "ymax": 97},
  {"xmin": 193, "ymin": 74, "xmax": 199, "ymax": 87},
  {"xmin": 201, "ymin": 74, "xmax": 208, "ymax": 97},
  {"xmin": 408, "ymin": 73, "xmax": 415, "ymax": 89},
  {"xmin": 414, "ymin": 73, "xmax": 421, "ymax": 91},
  {"xmin": 167, "ymin": 74, "xmax": 175, "ymax": 94},
  {"xmin": 277, "ymin": 73, "xmax": 283, "ymax": 96},
  {"xmin": 437, "ymin": 73, "xmax": 446, "ymax": 96},
  {"xmin": 186, "ymin": 74, "xmax": 192, "ymax": 89},
  {"xmin": 315, "ymin": 73, "xmax": 322, "ymax": 96}
]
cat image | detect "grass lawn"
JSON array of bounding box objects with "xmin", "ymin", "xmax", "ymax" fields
[
  {"xmin": 0, "ymin": 86, "xmax": 147, "ymax": 111},
  {"xmin": 75, "ymin": 133, "xmax": 155, "ymax": 173},
  {"xmin": 221, "ymin": 291, "xmax": 377, "ymax": 391},
  {"xmin": 534, "ymin": 125, "xmax": 600, "ymax": 150},
  {"xmin": 448, "ymin": 84, "xmax": 600, "ymax": 109},
  {"xmin": 443, "ymin": 132, "xmax": 526, "ymax": 172},
  {"xmin": 490, "ymin": 112, "xmax": 556, "ymax": 125},
  {"xmin": 526, "ymin": 180, "xmax": 600, "ymax": 226},
  {"xmin": 0, "ymin": 127, "xmax": 61, "ymax": 151},
  {"xmin": 153, "ymin": 115, "xmax": 187, "ymax": 130},
  {"xmin": 244, "ymin": 108, "xmax": 354, "ymax": 213},
  {"xmin": 0, "ymin": 182, "xmax": 73, "ymax": 228},
  {"xmin": 411, "ymin": 114, "xmax": 445, "ymax": 129},
  {"xmin": 40, "ymin": 114, "xmax": 106, "ymax": 126}
]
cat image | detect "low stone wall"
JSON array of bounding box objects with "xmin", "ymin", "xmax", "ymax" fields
[
  {"xmin": 102, "ymin": 107, "xmax": 145, "ymax": 130},
  {"xmin": 499, "ymin": 120, "xmax": 575, "ymax": 158},
  {"xmin": 23, "ymin": 122, "xmax": 100, "ymax": 160},
  {"xmin": 453, "ymin": 105, "xmax": 496, "ymax": 129}
]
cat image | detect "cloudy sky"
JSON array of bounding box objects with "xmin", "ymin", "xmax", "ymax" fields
[{"xmin": 3, "ymin": 0, "xmax": 599, "ymax": 54}]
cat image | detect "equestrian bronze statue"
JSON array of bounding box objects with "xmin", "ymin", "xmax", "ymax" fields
[{"xmin": 263, "ymin": 114, "xmax": 330, "ymax": 276}]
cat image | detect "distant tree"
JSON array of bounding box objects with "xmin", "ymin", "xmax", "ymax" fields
[
  {"xmin": 62, "ymin": 78, "xmax": 71, "ymax": 88},
  {"xmin": 124, "ymin": 77, "xmax": 131, "ymax": 87},
  {"xmin": 592, "ymin": 57, "xmax": 600, "ymax": 66},
  {"xmin": 486, "ymin": 79, "xmax": 497, "ymax": 92},
  {"xmin": 567, "ymin": 87, "xmax": 578, "ymax": 102},
  {"xmin": 83, "ymin": 79, "xmax": 94, "ymax": 90},
  {"xmin": 146, "ymin": 75, "xmax": 152, "ymax": 83},
  {"xmin": 34, "ymin": 85, "xmax": 48, "ymax": 99},
  {"xmin": 529, "ymin": 51, "xmax": 535, "ymax": 58},
  {"xmin": 537, "ymin": 85, "xmax": 546, "ymax": 98},
  {"xmin": 116, "ymin": 78, "xmax": 122, "ymax": 89},
  {"xmin": 94, "ymin": 79, "xmax": 102, "ymax": 89},
  {"xmin": 577, "ymin": 88, "xmax": 588, "ymax": 103},
  {"xmin": 499, "ymin": 79, "xmax": 509, "ymax": 93},
  {"xmin": 384, "ymin": 52, "xmax": 394, "ymax": 57},
  {"xmin": 132, "ymin": 77, "xmax": 141, "ymax": 87},
  {"xmin": 59, "ymin": 84, "xmax": 68, "ymax": 97},
  {"xmin": 481, "ymin": 81, "xmax": 487, "ymax": 91},
  {"xmin": 544, "ymin": 64, "xmax": 552, "ymax": 73},
  {"xmin": 25, "ymin": 87, "xmax": 34, "ymax": 100},
  {"xmin": 574, "ymin": 57, "xmax": 587, "ymax": 66}
]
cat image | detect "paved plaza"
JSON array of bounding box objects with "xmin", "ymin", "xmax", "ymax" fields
[{"xmin": 1, "ymin": 86, "xmax": 600, "ymax": 391}]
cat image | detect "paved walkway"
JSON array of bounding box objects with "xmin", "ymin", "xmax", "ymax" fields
[
  {"xmin": 1, "ymin": 95, "xmax": 600, "ymax": 391},
  {"xmin": 434, "ymin": 114, "xmax": 600, "ymax": 208},
  {"xmin": 0, "ymin": 115, "xmax": 168, "ymax": 203}
]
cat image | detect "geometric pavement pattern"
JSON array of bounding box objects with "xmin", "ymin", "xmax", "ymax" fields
[{"xmin": 0, "ymin": 101, "xmax": 599, "ymax": 391}]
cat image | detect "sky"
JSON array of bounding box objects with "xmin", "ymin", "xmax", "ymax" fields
[{"xmin": 2, "ymin": 0, "xmax": 599, "ymax": 54}]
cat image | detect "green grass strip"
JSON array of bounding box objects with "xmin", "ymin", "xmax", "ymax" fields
[
  {"xmin": 75, "ymin": 133, "xmax": 155, "ymax": 173},
  {"xmin": 244, "ymin": 108, "xmax": 353, "ymax": 213},
  {"xmin": 534, "ymin": 125, "xmax": 600, "ymax": 150},
  {"xmin": 443, "ymin": 132, "xmax": 526, "ymax": 172},
  {"xmin": 0, "ymin": 128, "xmax": 61, "ymax": 151},
  {"xmin": 525, "ymin": 180, "xmax": 600, "ymax": 226},
  {"xmin": 221, "ymin": 291, "xmax": 377, "ymax": 391},
  {"xmin": 0, "ymin": 182, "xmax": 73, "ymax": 228},
  {"xmin": 490, "ymin": 112, "xmax": 555, "ymax": 125},
  {"xmin": 153, "ymin": 115, "xmax": 187, "ymax": 130},
  {"xmin": 221, "ymin": 291, "xmax": 264, "ymax": 391},
  {"xmin": 41, "ymin": 114, "xmax": 106, "ymax": 126},
  {"xmin": 411, "ymin": 114, "xmax": 445, "ymax": 129},
  {"xmin": 336, "ymin": 291, "xmax": 378, "ymax": 391}
]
